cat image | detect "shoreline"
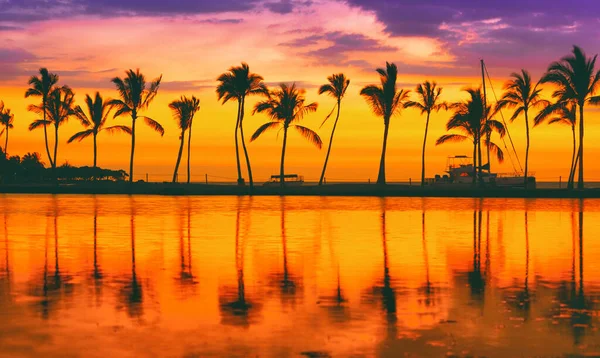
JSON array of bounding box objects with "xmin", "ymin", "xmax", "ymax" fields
[{"xmin": 0, "ymin": 182, "xmax": 599, "ymax": 198}]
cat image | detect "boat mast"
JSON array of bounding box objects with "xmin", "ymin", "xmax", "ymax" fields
[{"xmin": 481, "ymin": 59, "xmax": 490, "ymax": 173}]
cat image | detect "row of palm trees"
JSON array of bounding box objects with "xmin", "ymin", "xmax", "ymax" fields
[{"xmin": 1, "ymin": 45, "xmax": 597, "ymax": 188}]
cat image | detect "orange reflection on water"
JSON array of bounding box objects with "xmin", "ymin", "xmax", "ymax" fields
[{"xmin": 0, "ymin": 195, "xmax": 599, "ymax": 357}]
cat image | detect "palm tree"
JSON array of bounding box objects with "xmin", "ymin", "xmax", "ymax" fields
[
  {"xmin": 360, "ymin": 62, "xmax": 410, "ymax": 185},
  {"xmin": 251, "ymin": 83, "xmax": 322, "ymax": 187},
  {"xmin": 496, "ymin": 70, "xmax": 548, "ymax": 188},
  {"xmin": 541, "ymin": 46, "xmax": 600, "ymax": 189},
  {"xmin": 28, "ymin": 86, "xmax": 76, "ymax": 171},
  {"xmin": 535, "ymin": 101, "xmax": 577, "ymax": 188},
  {"xmin": 216, "ymin": 63, "xmax": 266, "ymax": 188},
  {"xmin": 68, "ymin": 92, "xmax": 130, "ymax": 169},
  {"xmin": 0, "ymin": 102, "xmax": 14, "ymax": 153},
  {"xmin": 109, "ymin": 69, "xmax": 163, "ymax": 183},
  {"xmin": 436, "ymin": 88, "xmax": 506, "ymax": 184},
  {"xmin": 317, "ymin": 73, "xmax": 350, "ymax": 185},
  {"xmin": 169, "ymin": 95, "xmax": 200, "ymax": 183},
  {"xmin": 405, "ymin": 81, "xmax": 447, "ymax": 187},
  {"xmin": 25, "ymin": 68, "xmax": 59, "ymax": 168}
]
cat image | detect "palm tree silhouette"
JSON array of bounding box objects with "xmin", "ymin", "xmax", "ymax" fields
[
  {"xmin": 496, "ymin": 70, "xmax": 548, "ymax": 188},
  {"xmin": 436, "ymin": 88, "xmax": 506, "ymax": 185},
  {"xmin": 176, "ymin": 198, "xmax": 196, "ymax": 290},
  {"xmin": 68, "ymin": 92, "xmax": 130, "ymax": 169},
  {"xmin": 0, "ymin": 102, "xmax": 14, "ymax": 153},
  {"xmin": 25, "ymin": 68, "xmax": 59, "ymax": 168},
  {"xmin": 121, "ymin": 198, "xmax": 143, "ymax": 318},
  {"xmin": 360, "ymin": 62, "xmax": 410, "ymax": 185},
  {"xmin": 251, "ymin": 83, "xmax": 322, "ymax": 187},
  {"xmin": 109, "ymin": 69, "xmax": 163, "ymax": 183},
  {"xmin": 406, "ymin": 81, "xmax": 447, "ymax": 187},
  {"xmin": 169, "ymin": 95, "xmax": 200, "ymax": 183},
  {"xmin": 317, "ymin": 73, "xmax": 350, "ymax": 185},
  {"xmin": 28, "ymin": 86, "xmax": 76, "ymax": 173},
  {"xmin": 216, "ymin": 63, "xmax": 266, "ymax": 187},
  {"xmin": 535, "ymin": 102, "xmax": 577, "ymax": 188},
  {"xmin": 541, "ymin": 46, "xmax": 600, "ymax": 189}
]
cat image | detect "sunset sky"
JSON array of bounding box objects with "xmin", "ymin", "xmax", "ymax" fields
[{"xmin": 1, "ymin": 0, "xmax": 600, "ymax": 182}]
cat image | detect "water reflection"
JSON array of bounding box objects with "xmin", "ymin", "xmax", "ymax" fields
[
  {"xmin": 0, "ymin": 196, "xmax": 599, "ymax": 356},
  {"xmin": 118, "ymin": 198, "xmax": 143, "ymax": 319},
  {"xmin": 219, "ymin": 197, "xmax": 261, "ymax": 327}
]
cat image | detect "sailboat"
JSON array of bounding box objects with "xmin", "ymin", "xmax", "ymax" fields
[{"xmin": 430, "ymin": 60, "xmax": 536, "ymax": 188}]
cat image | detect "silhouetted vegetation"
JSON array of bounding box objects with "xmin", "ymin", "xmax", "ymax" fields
[{"xmin": 169, "ymin": 95, "xmax": 200, "ymax": 183}]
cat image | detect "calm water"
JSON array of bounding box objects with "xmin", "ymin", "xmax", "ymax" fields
[{"xmin": 0, "ymin": 195, "xmax": 599, "ymax": 357}]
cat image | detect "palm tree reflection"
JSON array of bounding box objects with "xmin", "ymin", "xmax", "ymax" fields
[
  {"xmin": 219, "ymin": 198, "xmax": 260, "ymax": 327},
  {"xmin": 1, "ymin": 211, "xmax": 11, "ymax": 303},
  {"xmin": 176, "ymin": 198, "xmax": 197, "ymax": 293},
  {"xmin": 119, "ymin": 198, "xmax": 143, "ymax": 318},
  {"xmin": 467, "ymin": 205, "xmax": 486, "ymax": 303},
  {"xmin": 268, "ymin": 197, "xmax": 301, "ymax": 305},
  {"xmin": 418, "ymin": 210, "xmax": 440, "ymax": 308},
  {"xmin": 37, "ymin": 197, "xmax": 73, "ymax": 319}
]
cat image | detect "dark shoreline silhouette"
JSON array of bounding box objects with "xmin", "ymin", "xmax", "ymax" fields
[{"xmin": 1, "ymin": 182, "xmax": 600, "ymax": 198}]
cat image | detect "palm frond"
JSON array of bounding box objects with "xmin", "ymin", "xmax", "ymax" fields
[
  {"xmin": 142, "ymin": 116, "xmax": 164, "ymax": 136},
  {"xmin": 294, "ymin": 125, "xmax": 322, "ymax": 149},
  {"xmin": 29, "ymin": 119, "xmax": 51, "ymax": 131},
  {"xmin": 104, "ymin": 125, "xmax": 132, "ymax": 135},
  {"xmin": 67, "ymin": 129, "xmax": 94, "ymax": 143},
  {"xmin": 250, "ymin": 121, "xmax": 280, "ymax": 141},
  {"xmin": 436, "ymin": 134, "xmax": 469, "ymax": 145}
]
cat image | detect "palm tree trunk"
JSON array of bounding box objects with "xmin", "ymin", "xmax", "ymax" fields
[
  {"xmin": 524, "ymin": 110, "xmax": 530, "ymax": 188},
  {"xmin": 53, "ymin": 124, "xmax": 58, "ymax": 183},
  {"xmin": 477, "ymin": 133, "xmax": 483, "ymax": 187},
  {"xmin": 280, "ymin": 126, "xmax": 288, "ymax": 188},
  {"xmin": 129, "ymin": 115, "xmax": 136, "ymax": 183},
  {"xmin": 577, "ymin": 104, "xmax": 584, "ymax": 190},
  {"xmin": 234, "ymin": 102, "xmax": 244, "ymax": 186},
  {"xmin": 472, "ymin": 140, "xmax": 477, "ymax": 185},
  {"xmin": 377, "ymin": 119, "xmax": 390, "ymax": 185},
  {"xmin": 4, "ymin": 124, "xmax": 8, "ymax": 154},
  {"xmin": 172, "ymin": 129, "xmax": 185, "ymax": 183},
  {"xmin": 93, "ymin": 132, "xmax": 97, "ymax": 169},
  {"xmin": 420, "ymin": 111, "xmax": 430, "ymax": 187},
  {"xmin": 187, "ymin": 118, "xmax": 192, "ymax": 184},
  {"xmin": 239, "ymin": 97, "xmax": 254, "ymax": 189},
  {"xmin": 319, "ymin": 101, "xmax": 340, "ymax": 186},
  {"xmin": 42, "ymin": 98, "xmax": 54, "ymax": 168},
  {"xmin": 568, "ymin": 124, "xmax": 576, "ymax": 189}
]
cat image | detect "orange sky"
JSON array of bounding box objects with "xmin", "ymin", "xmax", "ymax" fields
[{"xmin": 1, "ymin": 1, "xmax": 599, "ymax": 182}]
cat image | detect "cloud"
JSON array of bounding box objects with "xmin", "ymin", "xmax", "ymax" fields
[
  {"xmin": 195, "ymin": 18, "xmax": 244, "ymax": 24},
  {"xmin": 0, "ymin": 47, "xmax": 37, "ymax": 80},
  {"xmin": 282, "ymin": 31, "xmax": 397, "ymax": 65}
]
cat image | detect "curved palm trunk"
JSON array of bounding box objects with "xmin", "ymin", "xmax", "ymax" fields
[
  {"xmin": 187, "ymin": 118, "xmax": 192, "ymax": 184},
  {"xmin": 239, "ymin": 97, "xmax": 254, "ymax": 189},
  {"xmin": 129, "ymin": 114, "xmax": 137, "ymax": 183},
  {"xmin": 53, "ymin": 124, "xmax": 58, "ymax": 183},
  {"xmin": 172, "ymin": 129, "xmax": 185, "ymax": 183},
  {"xmin": 524, "ymin": 110, "xmax": 530, "ymax": 188},
  {"xmin": 42, "ymin": 98, "xmax": 54, "ymax": 169},
  {"xmin": 319, "ymin": 101, "xmax": 341, "ymax": 186},
  {"xmin": 568, "ymin": 125, "xmax": 576, "ymax": 189},
  {"xmin": 577, "ymin": 105, "xmax": 584, "ymax": 190},
  {"xmin": 420, "ymin": 111, "xmax": 431, "ymax": 187},
  {"xmin": 234, "ymin": 103, "xmax": 244, "ymax": 186},
  {"xmin": 377, "ymin": 119, "xmax": 390, "ymax": 185},
  {"xmin": 280, "ymin": 126, "xmax": 289, "ymax": 188},
  {"xmin": 477, "ymin": 134, "xmax": 483, "ymax": 187},
  {"xmin": 472, "ymin": 140, "xmax": 477, "ymax": 185},
  {"xmin": 4, "ymin": 124, "xmax": 8, "ymax": 154}
]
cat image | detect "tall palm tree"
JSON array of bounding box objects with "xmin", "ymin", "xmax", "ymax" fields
[
  {"xmin": 317, "ymin": 73, "xmax": 350, "ymax": 185},
  {"xmin": 496, "ymin": 70, "xmax": 547, "ymax": 188},
  {"xmin": 360, "ymin": 62, "xmax": 410, "ymax": 185},
  {"xmin": 28, "ymin": 86, "xmax": 76, "ymax": 171},
  {"xmin": 25, "ymin": 68, "xmax": 59, "ymax": 168},
  {"xmin": 405, "ymin": 81, "xmax": 447, "ymax": 187},
  {"xmin": 216, "ymin": 63, "xmax": 266, "ymax": 188},
  {"xmin": 169, "ymin": 95, "xmax": 200, "ymax": 183},
  {"xmin": 535, "ymin": 101, "xmax": 577, "ymax": 188},
  {"xmin": 68, "ymin": 92, "xmax": 130, "ymax": 169},
  {"xmin": 541, "ymin": 46, "xmax": 600, "ymax": 189},
  {"xmin": 436, "ymin": 88, "xmax": 506, "ymax": 185},
  {"xmin": 109, "ymin": 69, "xmax": 163, "ymax": 183},
  {"xmin": 0, "ymin": 102, "xmax": 14, "ymax": 153},
  {"xmin": 251, "ymin": 83, "xmax": 322, "ymax": 187}
]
